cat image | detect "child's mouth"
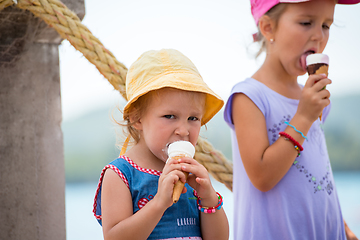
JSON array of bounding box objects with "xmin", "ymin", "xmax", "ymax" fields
[{"xmin": 300, "ymin": 50, "xmax": 315, "ymax": 71}]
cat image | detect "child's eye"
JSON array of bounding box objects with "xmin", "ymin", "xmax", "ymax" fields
[
  {"xmin": 164, "ymin": 115, "xmax": 175, "ymax": 119},
  {"xmin": 322, "ymin": 24, "xmax": 330, "ymax": 30},
  {"xmin": 300, "ymin": 21, "xmax": 311, "ymax": 26},
  {"xmin": 188, "ymin": 116, "xmax": 200, "ymax": 121}
]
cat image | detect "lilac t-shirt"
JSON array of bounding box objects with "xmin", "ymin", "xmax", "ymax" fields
[{"xmin": 224, "ymin": 78, "xmax": 345, "ymax": 240}]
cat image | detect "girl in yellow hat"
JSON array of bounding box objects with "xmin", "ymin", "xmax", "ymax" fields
[{"xmin": 93, "ymin": 49, "xmax": 229, "ymax": 240}]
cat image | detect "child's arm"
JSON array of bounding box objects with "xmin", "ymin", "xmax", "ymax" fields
[
  {"xmin": 344, "ymin": 220, "xmax": 359, "ymax": 240},
  {"xmin": 232, "ymin": 74, "xmax": 331, "ymax": 192},
  {"xmin": 101, "ymin": 160, "xmax": 186, "ymax": 240},
  {"xmin": 101, "ymin": 169, "xmax": 166, "ymax": 240},
  {"xmin": 179, "ymin": 157, "xmax": 229, "ymax": 240}
]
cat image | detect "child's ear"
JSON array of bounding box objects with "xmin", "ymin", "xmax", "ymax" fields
[
  {"xmin": 258, "ymin": 15, "xmax": 276, "ymax": 43},
  {"xmin": 133, "ymin": 120, "xmax": 142, "ymax": 130},
  {"xmin": 130, "ymin": 114, "xmax": 143, "ymax": 131}
]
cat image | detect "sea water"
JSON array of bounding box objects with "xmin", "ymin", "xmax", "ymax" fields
[{"xmin": 66, "ymin": 172, "xmax": 360, "ymax": 240}]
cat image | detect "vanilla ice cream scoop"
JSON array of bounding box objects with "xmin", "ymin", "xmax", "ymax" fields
[{"xmin": 167, "ymin": 141, "xmax": 195, "ymax": 203}]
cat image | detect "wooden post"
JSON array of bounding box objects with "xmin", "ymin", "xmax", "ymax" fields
[{"xmin": 0, "ymin": 1, "xmax": 85, "ymax": 239}]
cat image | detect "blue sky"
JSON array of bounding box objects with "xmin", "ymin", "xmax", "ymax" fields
[{"xmin": 59, "ymin": 0, "xmax": 360, "ymax": 121}]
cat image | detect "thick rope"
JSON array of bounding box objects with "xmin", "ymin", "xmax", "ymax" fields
[
  {"xmin": 1, "ymin": 0, "xmax": 233, "ymax": 191},
  {"xmin": 195, "ymin": 137, "xmax": 233, "ymax": 190},
  {"xmin": 13, "ymin": 0, "xmax": 127, "ymax": 100},
  {"xmin": 0, "ymin": 0, "xmax": 14, "ymax": 11}
]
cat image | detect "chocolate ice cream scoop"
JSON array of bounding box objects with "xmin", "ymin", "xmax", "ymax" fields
[{"xmin": 306, "ymin": 53, "xmax": 329, "ymax": 76}]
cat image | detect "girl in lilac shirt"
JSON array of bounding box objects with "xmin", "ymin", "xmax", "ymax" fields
[{"xmin": 224, "ymin": 0, "xmax": 359, "ymax": 239}]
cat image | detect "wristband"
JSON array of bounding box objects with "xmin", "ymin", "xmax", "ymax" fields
[
  {"xmin": 193, "ymin": 191, "xmax": 223, "ymax": 213},
  {"xmin": 284, "ymin": 121, "xmax": 308, "ymax": 140},
  {"xmin": 279, "ymin": 131, "xmax": 303, "ymax": 157}
]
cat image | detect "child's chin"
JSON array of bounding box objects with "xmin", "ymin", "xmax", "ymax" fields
[{"xmin": 299, "ymin": 69, "xmax": 307, "ymax": 76}]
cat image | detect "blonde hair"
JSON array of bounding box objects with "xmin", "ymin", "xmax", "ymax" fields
[
  {"xmin": 115, "ymin": 88, "xmax": 206, "ymax": 145},
  {"xmin": 255, "ymin": 3, "xmax": 288, "ymax": 57}
]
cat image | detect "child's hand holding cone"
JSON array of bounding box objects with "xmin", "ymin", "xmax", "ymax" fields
[{"xmin": 306, "ymin": 53, "xmax": 329, "ymax": 121}]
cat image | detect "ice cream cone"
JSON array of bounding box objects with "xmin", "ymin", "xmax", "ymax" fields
[
  {"xmin": 306, "ymin": 53, "xmax": 329, "ymax": 121},
  {"xmin": 167, "ymin": 141, "xmax": 195, "ymax": 203},
  {"xmin": 172, "ymin": 171, "xmax": 189, "ymax": 203}
]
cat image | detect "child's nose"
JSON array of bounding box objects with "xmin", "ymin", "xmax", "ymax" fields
[
  {"xmin": 311, "ymin": 25, "xmax": 325, "ymax": 42},
  {"xmin": 174, "ymin": 123, "xmax": 190, "ymax": 137}
]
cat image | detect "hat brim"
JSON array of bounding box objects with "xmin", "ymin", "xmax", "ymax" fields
[{"xmin": 123, "ymin": 71, "xmax": 224, "ymax": 125}]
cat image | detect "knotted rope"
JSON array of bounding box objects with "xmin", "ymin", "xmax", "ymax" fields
[{"xmin": 1, "ymin": 0, "xmax": 233, "ymax": 190}]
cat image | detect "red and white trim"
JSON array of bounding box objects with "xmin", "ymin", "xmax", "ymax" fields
[
  {"xmin": 124, "ymin": 155, "xmax": 162, "ymax": 176},
  {"xmin": 93, "ymin": 163, "xmax": 128, "ymax": 220},
  {"xmin": 93, "ymin": 155, "xmax": 162, "ymax": 220}
]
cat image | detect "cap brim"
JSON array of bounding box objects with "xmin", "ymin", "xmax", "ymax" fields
[{"xmin": 337, "ymin": 0, "xmax": 360, "ymax": 3}]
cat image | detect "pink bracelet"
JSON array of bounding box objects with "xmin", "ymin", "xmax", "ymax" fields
[
  {"xmin": 193, "ymin": 191, "xmax": 223, "ymax": 214},
  {"xmin": 279, "ymin": 132, "xmax": 303, "ymax": 157}
]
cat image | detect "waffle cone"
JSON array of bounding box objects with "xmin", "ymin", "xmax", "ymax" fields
[
  {"xmin": 315, "ymin": 65, "xmax": 328, "ymax": 121},
  {"xmin": 168, "ymin": 154, "xmax": 189, "ymax": 203},
  {"xmin": 172, "ymin": 172, "xmax": 189, "ymax": 203}
]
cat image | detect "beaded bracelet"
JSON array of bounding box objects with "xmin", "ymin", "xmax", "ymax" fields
[
  {"xmin": 279, "ymin": 132, "xmax": 303, "ymax": 157},
  {"xmin": 193, "ymin": 190, "xmax": 223, "ymax": 214},
  {"xmin": 284, "ymin": 121, "xmax": 308, "ymax": 140}
]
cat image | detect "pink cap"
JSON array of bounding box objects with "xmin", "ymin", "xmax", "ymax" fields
[{"xmin": 251, "ymin": 0, "xmax": 360, "ymax": 25}]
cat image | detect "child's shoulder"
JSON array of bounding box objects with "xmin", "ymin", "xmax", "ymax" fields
[
  {"xmin": 227, "ymin": 78, "xmax": 273, "ymax": 107},
  {"xmin": 225, "ymin": 78, "xmax": 271, "ymax": 127},
  {"xmin": 109, "ymin": 155, "xmax": 162, "ymax": 177},
  {"xmin": 109, "ymin": 155, "xmax": 130, "ymax": 166},
  {"xmin": 231, "ymin": 78, "xmax": 268, "ymax": 94},
  {"xmin": 104, "ymin": 156, "xmax": 134, "ymax": 175}
]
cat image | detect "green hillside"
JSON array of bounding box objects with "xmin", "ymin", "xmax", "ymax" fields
[
  {"xmin": 323, "ymin": 95, "xmax": 360, "ymax": 171},
  {"xmin": 62, "ymin": 107, "xmax": 122, "ymax": 182},
  {"xmin": 62, "ymin": 94, "xmax": 360, "ymax": 182}
]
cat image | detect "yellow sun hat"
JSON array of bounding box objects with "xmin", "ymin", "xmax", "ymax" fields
[{"xmin": 123, "ymin": 49, "xmax": 224, "ymax": 125}]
